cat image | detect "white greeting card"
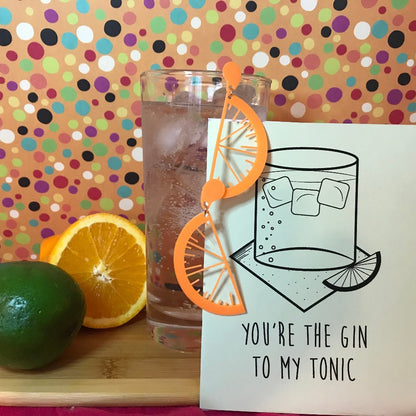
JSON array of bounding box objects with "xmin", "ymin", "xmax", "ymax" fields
[{"xmin": 200, "ymin": 121, "xmax": 416, "ymax": 415}]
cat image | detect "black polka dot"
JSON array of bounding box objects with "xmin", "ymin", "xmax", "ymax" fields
[
  {"xmin": 77, "ymin": 79, "xmax": 91, "ymax": 91},
  {"xmin": 282, "ymin": 75, "xmax": 299, "ymax": 91},
  {"xmin": 37, "ymin": 109, "xmax": 53, "ymax": 124},
  {"xmin": 333, "ymin": 0, "xmax": 348, "ymax": 11},
  {"xmin": 269, "ymin": 47, "xmax": 280, "ymax": 58},
  {"xmin": 28, "ymin": 92, "xmax": 38, "ymax": 103},
  {"xmin": 127, "ymin": 138, "xmax": 137, "ymax": 147},
  {"xmin": 111, "ymin": 0, "xmax": 122, "ymax": 7},
  {"xmin": 40, "ymin": 28, "xmax": 58, "ymax": 46},
  {"xmin": 29, "ymin": 201, "xmax": 40, "ymax": 211},
  {"xmin": 18, "ymin": 177, "xmax": 31, "ymax": 187},
  {"xmin": 17, "ymin": 126, "xmax": 28, "ymax": 135},
  {"xmin": 104, "ymin": 20, "xmax": 122, "ymax": 37},
  {"xmin": 321, "ymin": 26, "xmax": 332, "ymax": 37},
  {"xmin": 82, "ymin": 151, "xmax": 94, "ymax": 162},
  {"xmin": 105, "ymin": 92, "xmax": 116, "ymax": 102},
  {"xmin": 388, "ymin": 30, "xmax": 405, "ymax": 48},
  {"xmin": 366, "ymin": 79, "xmax": 379, "ymax": 92},
  {"xmin": 124, "ymin": 172, "xmax": 140, "ymax": 185},
  {"xmin": 398, "ymin": 72, "xmax": 411, "ymax": 86},
  {"xmin": 246, "ymin": 1, "xmax": 257, "ymax": 12},
  {"xmin": 0, "ymin": 29, "xmax": 12, "ymax": 46},
  {"xmin": 212, "ymin": 76, "xmax": 222, "ymax": 84},
  {"xmin": 153, "ymin": 40, "xmax": 166, "ymax": 53}
]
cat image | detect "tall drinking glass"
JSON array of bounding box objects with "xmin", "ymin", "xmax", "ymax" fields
[{"xmin": 141, "ymin": 69, "xmax": 270, "ymax": 352}]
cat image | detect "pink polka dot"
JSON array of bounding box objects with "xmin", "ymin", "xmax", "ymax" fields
[
  {"xmin": 16, "ymin": 247, "xmax": 30, "ymax": 260},
  {"xmin": 62, "ymin": 203, "xmax": 71, "ymax": 212},
  {"xmin": 116, "ymin": 145, "xmax": 125, "ymax": 154},
  {"xmin": 27, "ymin": 42, "xmax": 44, "ymax": 60},
  {"xmin": 160, "ymin": 0, "xmax": 170, "ymax": 8},
  {"xmin": 131, "ymin": 100, "xmax": 142, "ymax": 115},
  {"xmin": 304, "ymin": 54, "xmax": 320, "ymax": 70},
  {"xmin": 34, "ymin": 151, "xmax": 45, "ymax": 163},
  {"xmin": 359, "ymin": 115, "xmax": 370, "ymax": 123},
  {"xmin": 217, "ymin": 56, "xmax": 232, "ymax": 69},
  {"xmin": 7, "ymin": 219, "xmax": 17, "ymax": 229},
  {"xmin": 30, "ymin": 73, "xmax": 47, "ymax": 89},
  {"xmin": 125, "ymin": 62, "xmax": 137, "ymax": 75},
  {"xmin": 389, "ymin": 109, "xmax": 404, "ymax": 124},
  {"xmin": 220, "ymin": 24, "xmax": 236, "ymax": 42},
  {"xmin": 307, "ymin": 94, "xmax": 322, "ymax": 109},
  {"xmin": 392, "ymin": 15, "xmax": 404, "ymax": 26},
  {"xmin": 361, "ymin": 0, "xmax": 377, "ymax": 8},
  {"xmin": 190, "ymin": 45, "xmax": 199, "ymax": 56},
  {"xmin": 0, "ymin": 64, "xmax": 10, "ymax": 74},
  {"xmin": 411, "ymin": 66, "xmax": 416, "ymax": 76},
  {"xmin": 59, "ymin": 133, "xmax": 71, "ymax": 143},
  {"xmin": 262, "ymin": 34, "xmax": 273, "ymax": 44},
  {"xmin": 347, "ymin": 50, "xmax": 360, "ymax": 63},
  {"xmin": 123, "ymin": 11, "xmax": 137, "ymax": 24},
  {"xmin": 10, "ymin": 169, "xmax": 19, "ymax": 178}
]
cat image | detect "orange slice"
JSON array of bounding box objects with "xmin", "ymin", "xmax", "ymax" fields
[{"xmin": 42, "ymin": 213, "xmax": 146, "ymax": 328}]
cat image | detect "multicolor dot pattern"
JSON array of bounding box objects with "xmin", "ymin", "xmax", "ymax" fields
[{"xmin": 0, "ymin": 0, "xmax": 415, "ymax": 261}]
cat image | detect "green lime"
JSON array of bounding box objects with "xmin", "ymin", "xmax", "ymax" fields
[{"xmin": 0, "ymin": 261, "xmax": 86, "ymax": 370}]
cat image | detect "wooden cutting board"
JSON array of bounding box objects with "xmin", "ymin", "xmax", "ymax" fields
[{"xmin": 0, "ymin": 312, "xmax": 200, "ymax": 406}]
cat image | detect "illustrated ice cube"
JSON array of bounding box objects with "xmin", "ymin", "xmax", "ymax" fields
[
  {"xmin": 318, "ymin": 178, "xmax": 350, "ymax": 209},
  {"xmin": 291, "ymin": 189, "xmax": 320, "ymax": 216},
  {"xmin": 262, "ymin": 176, "xmax": 293, "ymax": 208}
]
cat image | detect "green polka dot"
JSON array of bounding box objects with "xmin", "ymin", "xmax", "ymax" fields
[
  {"xmin": 133, "ymin": 81, "xmax": 141, "ymax": 97},
  {"xmin": 318, "ymin": 8, "xmax": 332, "ymax": 22},
  {"xmin": 0, "ymin": 212, "xmax": 7, "ymax": 220},
  {"xmin": 19, "ymin": 59, "xmax": 34, "ymax": 72},
  {"xmin": 156, "ymin": 95, "xmax": 167, "ymax": 102},
  {"xmin": 96, "ymin": 119, "xmax": 108, "ymax": 130},
  {"xmin": 49, "ymin": 122, "xmax": 60, "ymax": 132},
  {"xmin": 206, "ymin": 10, "xmax": 219, "ymax": 24},
  {"xmin": 13, "ymin": 109, "xmax": 26, "ymax": 122},
  {"xmin": 4, "ymin": 240, "xmax": 12, "ymax": 247},
  {"xmin": 269, "ymin": 0, "xmax": 280, "ymax": 3},
  {"xmin": 42, "ymin": 138, "xmax": 57, "ymax": 153},
  {"xmin": 210, "ymin": 41, "xmax": 223, "ymax": 54},
  {"xmin": 63, "ymin": 71, "xmax": 73, "ymax": 82},
  {"xmin": 118, "ymin": 53, "xmax": 128, "ymax": 64},
  {"xmin": 370, "ymin": 65, "xmax": 380, "ymax": 75},
  {"xmin": 40, "ymin": 196, "xmax": 49, "ymax": 204},
  {"xmin": 119, "ymin": 89, "xmax": 130, "ymax": 99},
  {"xmin": 260, "ymin": 7, "xmax": 276, "ymax": 25},
  {"xmin": 391, "ymin": 0, "xmax": 408, "ymax": 9},
  {"xmin": 136, "ymin": 196, "xmax": 145, "ymax": 205},
  {"xmin": 91, "ymin": 162, "xmax": 101, "ymax": 171},
  {"xmin": 0, "ymin": 164, "xmax": 8, "ymax": 177},
  {"xmin": 324, "ymin": 57, "xmax": 341, "ymax": 75},
  {"xmin": 290, "ymin": 13, "xmax": 304, "ymax": 28},
  {"xmin": 95, "ymin": 9, "xmax": 106, "ymax": 20},
  {"xmin": 61, "ymin": 86, "xmax": 77, "ymax": 101},
  {"xmin": 373, "ymin": 93, "xmax": 384, "ymax": 103},
  {"xmin": 138, "ymin": 223, "xmax": 145, "ymax": 232},
  {"xmin": 166, "ymin": 33, "xmax": 177, "ymax": 44},
  {"xmin": 68, "ymin": 119, "xmax": 79, "ymax": 129},
  {"xmin": 83, "ymin": 138, "xmax": 92, "ymax": 147},
  {"xmin": 138, "ymin": 40, "xmax": 148, "ymax": 51},
  {"xmin": 92, "ymin": 143, "xmax": 108, "ymax": 156},
  {"xmin": 323, "ymin": 43, "xmax": 334, "ymax": 53},
  {"xmin": 67, "ymin": 12, "xmax": 78, "ymax": 24},
  {"xmin": 15, "ymin": 203, "xmax": 25, "ymax": 211},
  {"xmin": 80, "ymin": 200, "xmax": 92, "ymax": 209},
  {"xmin": 32, "ymin": 243, "xmax": 40, "ymax": 255},
  {"xmin": 43, "ymin": 57, "xmax": 60, "ymax": 74},
  {"xmin": 308, "ymin": 74, "xmax": 324, "ymax": 90},
  {"xmin": 360, "ymin": 43, "xmax": 371, "ymax": 54},
  {"xmin": 12, "ymin": 158, "xmax": 22, "ymax": 167},
  {"xmin": 232, "ymin": 39, "xmax": 248, "ymax": 56},
  {"xmin": 99, "ymin": 198, "xmax": 114, "ymax": 211},
  {"xmin": 150, "ymin": 16, "xmax": 167, "ymax": 34}
]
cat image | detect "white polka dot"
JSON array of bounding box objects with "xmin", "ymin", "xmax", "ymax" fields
[
  {"xmin": 407, "ymin": 59, "xmax": 415, "ymax": 67},
  {"xmin": 20, "ymin": 80, "xmax": 30, "ymax": 90},
  {"xmin": 410, "ymin": 113, "xmax": 416, "ymax": 123},
  {"xmin": 24, "ymin": 104, "xmax": 35, "ymax": 114},
  {"xmin": 50, "ymin": 203, "xmax": 60, "ymax": 212},
  {"xmin": 300, "ymin": 0, "xmax": 318, "ymax": 11},
  {"xmin": 290, "ymin": 102, "xmax": 306, "ymax": 118},
  {"xmin": 5, "ymin": 177, "xmax": 12, "ymax": 184},
  {"xmin": 362, "ymin": 102, "xmax": 372, "ymax": 112},
  {"xmin": 16, "ymin": 22, "xmax": 34, "ymax": 40},
  {"xmin": 40, "ymin": 0, "xmax": 51, "ymax": 3},
  {"xmin": 206, "ymin": 61, "xmax": 217, "ymax": 70},
  {"xmin": 301, "ymin": 70, "xmax": 309, "ymax": 78},
  {"xmin": 98, "ymin": 55, "xmax": 115, "ymax": 72},
  {"xmin": 132, "ymin": 147, "xmax": 143, "ymax": 162},
  {"xmin": 353, "ymin": 21, "xmax": 371, "ymax": 40},
  {"xmin": 9, "ymin": 210, "xmax": 19, "ymax": 219},
  {"xmin": 133, "ymin": 128, "xmax": 142, "ymax": 138},
  {"xmin": 79, "ymin": 63, "xmax": 90, "ymax": 74},
  {"xmin": 234, "ymin": 11, "xmax": 246, "ymax": 23},
  {"xmin": 252, "ymin": 51, "xmax": 269, "ymax": 68},
  {"xmin": 279, "ymin": 55, "xmax": 291, "ymax": 66},
  {"xmin": 76, "ymin": 25, "xmax": 94, "ymax": 43},
  {"xmin": 0, "ymin": 129, "xmax": 15, "ymax": 144},
  {"xmin": 83, "ymin": 171, "xmax": 93, "ymax": 180},
  {"xmin": 191, "ymin": 17, "xmax": 201, "ymax": 29},
  {"xmin": 54, "ymin": 162, "xmax": 64, "ymax": 171},
  {"xmin": 119, "ymin": 198, "xmax": 134, "ymax": 211},
  {"xmin": 130, "ymin": 50, "xmax": 141, "ymax": 61},
  {"xmin": 72, "ymin": 131, "xmax": 82, "ymax": 141},
  {"xmin": 177, "ymin": 43, "xmax": 187, "ymax": 55},
  {"xmin": 361, "ymin": 56, "xmax": 372, "ymax": 67}
]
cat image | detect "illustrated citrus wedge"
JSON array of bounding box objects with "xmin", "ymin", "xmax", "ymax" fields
[
  {"xmin": 323, "ymin": 251, "xmax": 381, "ymax": 292},
  {"xmin": 43, "ymin": 213, "xmax": 146, "ymax": 328}
]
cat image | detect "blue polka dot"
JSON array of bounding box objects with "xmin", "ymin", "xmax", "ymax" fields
[
  {"xmin": 75, "ymin": 100, "xmax": 91, "ymax": 116},
  {"xmin": 0, "ymin": 7, "xmax": 12, "ymax": 25},
  {"xmin": 170, "ymin": 8, "xmax": 187, "ymax": 25},
  {"xmin": 96, "ymin": 38, "xmax": 113, "ymax": 54},
  {"xmin": 76, "ymin": 0, "xmax": 90, "ymax": 13},
  {"xmin": 121, "ymin": 119, "xmax": 134, "ymax": 130},
  {"xmin": 346, "ymin": 76, "xmax": 356, "ymax": 87},
  {"xmin": 29, "ymin": 219, "xmax": 39, "ymax": 227},
  {"xmin": 189, "ymin": 0, "xmax": 205, "ymax": 9},
  {"xmin": 371, "ymin": 20, "xmax": 389, "ymax": 39},
  {"xmin": 108, "ymin": 156, "xmax": 122, "ymax": 170},
  {"xmin": 62, "ymin": 149, "xmax": 72, "ymax": 158},
  {"xmin": 44, "ymin": 166, "xmax": 54, "ymax": 175},
  {"xmin": 117, "ymin": 185, "xmax": 132, "ymax": 198},
  {"xmin": 21, "ymin": 137, "xmax": 37, "ymax": 151},
  {"xmin": 191, "ymin": 76, "xmax": 201, "ymax": 85},
  {"xmin": 61, "ymin": 32, "xmax": 78, "ymax": 50},
  {"xmin": 1, "ymin": 183, "xmax": 11, "ymax": 192},
  {"xmin": 52, "ymin": 102, "xmax": 65, "ymax": 114},
  {"xmin": 242, "ymin": 23, "xmax": 259, "ymax": 40},
  {"xmin": 289, "ymin": 42, "xmax": 302, "ymax": 55},
  {"xmin": 150, "ymin": 63, "xmax": 161, "ymax": 70},
  {"xmin": 397, "ymin": 53, "xmax": 408, "ymax": 63},
  {"xmin": 408, "ymin": 103, "xmax": 416, "ymax": 112}
]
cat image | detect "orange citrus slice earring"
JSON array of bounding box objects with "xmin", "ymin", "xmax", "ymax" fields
[{"xmin": 174, "ymin": 62, "xmax": 268, "ymax": 315}]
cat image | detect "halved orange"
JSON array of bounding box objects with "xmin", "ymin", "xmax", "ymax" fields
[{"xmin": 42, "ymin": 213, "xmax": 146, "ymax": 328}]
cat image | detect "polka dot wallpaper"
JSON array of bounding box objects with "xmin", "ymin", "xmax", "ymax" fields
[{"xmin": 0, "ymin": 0, "xmax": 415, "ymax": 261}]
